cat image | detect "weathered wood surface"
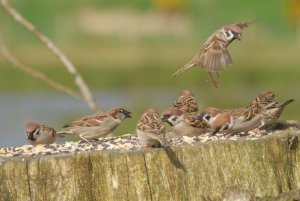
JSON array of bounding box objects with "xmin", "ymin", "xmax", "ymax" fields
[{"xmin": 0, "ymin": 128, "xmax": 300, "ymax": 201}]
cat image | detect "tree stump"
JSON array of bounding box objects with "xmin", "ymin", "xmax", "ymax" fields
[{"xmin": 0, "ymin": 127, "xmax": 300, "ymax": 201}]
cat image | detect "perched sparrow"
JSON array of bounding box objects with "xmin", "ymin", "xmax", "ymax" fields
[
  {"xmin": 172, "ymin": 21, "xmax": 254, "ymax": 87},
  {"xmin": 201, "ymin": 106, "xmax": 254, "ymax": 132},
  {"xmin": 201, "ymin": 92, "xmax": 277, "ymax": 136},
  {"xmin": 172, "ymin": 89, "xmax": 198, "ymax": 114},
  {"xmin": 221, "ymin": 91, "xmax": 276, "ymax": 123},
  {"xmin": 161, "ymin": 108, "xmax": 210, "ymax": 137},
  {"xmin": 260, "ymin": 99, "xmax": 295, "ymax": 129},
  {"xmin": 249, "ymin": 91, "xmax": 276, "ymax": 114},
  {"xmin": 199, "ymin": 107, "xmax": 222, "ymax": 125},
  {"xmin": 25, "ymin": 122, "xmax": 57, "ymax": 145},
  {"xmin": 209, "ymin": 111, "xmax": 265, "ymax": 136},
  {"xmin": 136, "ymin": 108, "xmax": 168, "ymax": 147},
  {"xmin": 57, "ymin": 108, "xmax": 132, "ymax": 142}
]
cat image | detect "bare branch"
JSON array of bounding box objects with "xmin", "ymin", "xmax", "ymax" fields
[
  {"xmin": 0, "ymin": 0, "xmax": 100, "ymax": 113},
  {"xmin": 0, "ymin": 41, "xmax": 84, "ymax": 101}
]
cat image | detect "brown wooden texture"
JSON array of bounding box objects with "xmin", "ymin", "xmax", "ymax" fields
[{"xmin": 0, "ymin": 128, "xmax": 300, "ymax": 201}]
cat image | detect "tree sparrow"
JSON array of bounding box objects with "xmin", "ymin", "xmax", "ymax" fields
[
  {"xmin": 201, "ymin": 91, "xmax": 277, "ymax": 136},
  {"xmin": 199, "ymin": 107, "xmax": 222, "ymax": 125},
  {"xmin": 221, "ymin": 91, "xmax": 276, "ymax": 123},
  {"xmin": 136, "ymin": 108, "xmax": 168, "ymax": 147},
  {"xmin": 172, "ymin": 89, "xmax": 198, "ymax": 114},
  {"xmin": 260, "ymin": 99, "xmax": 295, "ymax": 129},
  {"xmin": 248, "ymin": 91, "xmax": 276, "ymax": 114},
  {"xmin": 161, "ymin": 108, "xmax": 211, "ymax": 137},
  {"xmin": 172, "ymin": 21, "xmax": 254, "ymax": 87},
  {"xmin": 25, "ymin": 122, "xmax": 57, "ymax": 145},
  {"xmin": 209, "ymin": 111, "xmax": 264, "ymax": 136},
  {"xmin": 57, "ymin": 108, "xmax": 132, "ymax": 142}
]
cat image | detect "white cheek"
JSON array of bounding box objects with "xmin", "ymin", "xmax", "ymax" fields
[
  {"xmin": 226, "ymin": 32, "xmax": 234, "ymax": 40},
  {"xmin": 33, "ymin": 129, "xmax": 41, "ymax": 138},
  {"xmin": 168, "ymin": 116, "xmax": 181, "ymax": 125},
  {"xmin": 168, "ymin": 117, "xmax": 176, "ymax": 125},
  {"xmin": 222, "ymin": 29, "xmax": 235, "ymax": 41}
]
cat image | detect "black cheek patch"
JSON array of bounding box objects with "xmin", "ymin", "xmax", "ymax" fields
[
  {"xmin": 225, "ymin": 31, "xmax": 231, "ymax": 37},
  {"xmin": 28, "ymin": 132, "xmax": 36, "ymax": 141}
]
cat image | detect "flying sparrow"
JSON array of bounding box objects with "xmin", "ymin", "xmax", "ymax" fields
[
  {"xmin": 172, "ymin": 21, "xmax": 254, "ymax": 87},
  {"xmin": 136, "ymin": 108, "xmax": 168, "ymax": 147},
  {"xmin": 260, "ymin": 99, "xmax": 295, "ymax": 129},
  {"xmin": 57, "ymin": 108, "xmax": 132, "ymax": 142},
  {"xmin": 161, "ymin": 107, "xmax": 211, "ymax": 137},
  {"xmin": 172, "ymin": 89, "xmax": 198, "ymax": 114},
  {"xmin": 25, "ymin": 122, "xmax": 57, "ymax": 145}
]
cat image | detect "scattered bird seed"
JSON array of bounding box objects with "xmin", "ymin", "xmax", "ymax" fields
[{"xmin": 0, "ymin": 126, "xmax": 299, "ymax": 158}]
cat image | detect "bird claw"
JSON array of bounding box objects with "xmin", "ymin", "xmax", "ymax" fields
[{"xmin": 205, "ymin": 79, "xmax": 219, "ymax": 88}]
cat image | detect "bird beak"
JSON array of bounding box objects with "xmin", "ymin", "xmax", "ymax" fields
[
  {"xmin": 124, "ymin": 111, "xmax": 132, "ymax": 118},
  {"xmin": 161, "ymin": 115, "xmax": 173, "ymax": 126},
  {"xmin": 236, "ymin": 33, "xmax": 242, "ymax": 41},
  {"xmin": 27, "ymin": 132, "xmax": 34, "ymax": 140},
  {"xmin": 160, "ymin": 115, "xmax": 167, "ymax": 122}
]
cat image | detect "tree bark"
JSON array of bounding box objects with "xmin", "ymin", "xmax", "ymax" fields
[{"xmin": 0, "ymin": 129, "xmax": 299, "ymax": 201}]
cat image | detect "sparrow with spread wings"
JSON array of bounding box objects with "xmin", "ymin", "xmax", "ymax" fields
[{"xmin": 172, "ymin": 21, "xmax": 254, "ymax": 88}]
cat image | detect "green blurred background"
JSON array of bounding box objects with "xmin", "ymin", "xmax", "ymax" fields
[{"xmin": 0, "ymin": 0, "xmax": 299, "ymax": 146}]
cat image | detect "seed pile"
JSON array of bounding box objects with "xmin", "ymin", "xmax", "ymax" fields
[{"xmin": 1, "ymin": 122, "xmax": 299, "ymax": 158}]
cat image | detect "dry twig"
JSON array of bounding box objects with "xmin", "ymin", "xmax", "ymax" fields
[
  {"xmin": 0, "ymin": 0, "xmax": 100, "ymax": 112},
  {"xmin": 0, "ymin": 41, "xmax": 84, "ymax": 101}
]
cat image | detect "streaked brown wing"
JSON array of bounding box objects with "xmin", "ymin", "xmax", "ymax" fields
[
  {"xmin": 230, "ymin": 108, "xmax": 250, "ymax": 122},
  {"xmin": 64, "ymin": 113, "xmax": 107, "ymax": 127},
  {"xmin": 137, "ymin": 113, "xmax": 165, "ymax": 134},
  {"xmin": 172, "ymin": 29, "xmax": 223, "ymax": 77},
  {"xmin": 185, "ymin": 114, "xmax": 208, "ymax": 128},
  {"xmin": 181, "ymin": 29, "xmax": 220, "ymax": 68},
  {"xmin": 200, "ymin": 40, "xmax": 232, "ymax": 72},
  {"xmin": 172, "ymin": 96, "xmax": 198, "ymax": 113},
  {"xmin": 41, "ymin": 125, "xmax": 56, "ymax": 137}
]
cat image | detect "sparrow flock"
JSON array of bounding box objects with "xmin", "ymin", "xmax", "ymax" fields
[
  {"xmin": 24, "ymin": 21, "xmax": 295, "ymax": 147},
  {"xmin": 25, "ymin": 89, "xmax": 294, "ymax": 147}
]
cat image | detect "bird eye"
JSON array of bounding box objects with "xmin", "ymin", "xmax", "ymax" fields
[
  {"xmin": 203, "ymin": 114, "xmax": 211, "ymax": 121},
  {"xmin": 172, "ymin": 117, "xmax": 177, "ymax": 122}
]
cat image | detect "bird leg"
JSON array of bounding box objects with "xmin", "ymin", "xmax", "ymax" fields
[
  {"xmin": 206, "ymin": 72, "xmax": 219, "ymax": 88},
  {"xmin": 79, "ymin": 135, "xmax": 91, "ymax": 143}
]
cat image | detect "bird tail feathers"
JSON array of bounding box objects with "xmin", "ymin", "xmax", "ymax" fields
[
  {"xmin": 172, "ymin": 63, "xmax": 195, "ymax": 78},
  {"xmin": 278, "ymin": 99, "xmax": 295, "ymax": 109}
]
